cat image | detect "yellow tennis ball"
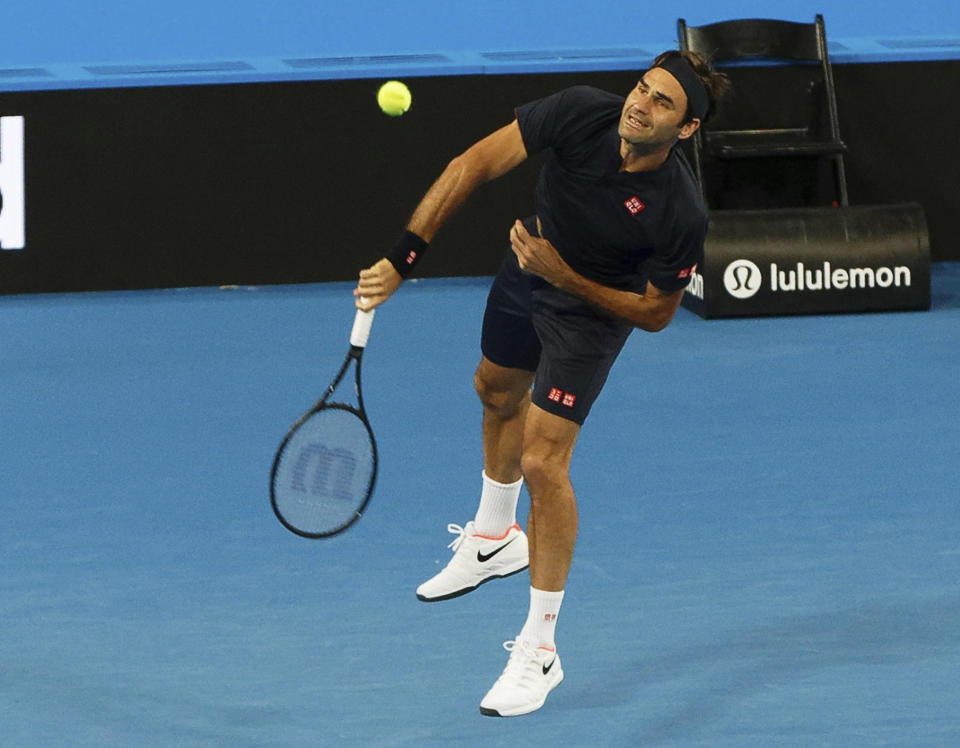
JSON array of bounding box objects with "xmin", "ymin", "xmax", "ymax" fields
[{"xmin": 377, "ymin": 80, "xmax": 411, "ymax": 116}]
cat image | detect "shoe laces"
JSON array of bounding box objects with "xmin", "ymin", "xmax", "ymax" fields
[
  {"xmin": 498, "ymin": 638, "xmax": 552, "ymax": 684},
  {"xmin": 503, "ymin": 638, "xmax": 538, "ymax": 658},
  {"xmin": 446, "ymin": 523, "xmax": 469, "ymax": 552}
]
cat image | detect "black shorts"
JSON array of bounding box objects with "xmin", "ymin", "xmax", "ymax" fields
[{"xmin": 481, "ymin": 250, "xmax": 632, "ymax": 425}]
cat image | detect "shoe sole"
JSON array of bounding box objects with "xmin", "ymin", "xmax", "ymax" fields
[
  {"xmin": 415, "ymin": 563, "xmax": 529, "ymax": 602},
  {"xmin": 479, "ymin": 670, "xmax": 564, "ymax": 717}
]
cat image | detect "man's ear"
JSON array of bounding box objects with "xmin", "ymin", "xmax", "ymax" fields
[{"xmin": 678, "ymin": 118, "xmax": 701, "ymax": 141}]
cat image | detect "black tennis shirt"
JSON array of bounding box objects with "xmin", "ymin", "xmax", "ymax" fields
[{"xmin": 515, "ymin": 85, "xmax": 706, "ymax": 295}]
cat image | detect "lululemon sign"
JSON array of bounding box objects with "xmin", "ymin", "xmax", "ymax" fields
[
  {"xmin": 681, "ymin": 205, "xmax": 930, "ymax": 318},
  {"xmin": 0, "ymin": 116, "xmax": 26, "ymax": 251}
]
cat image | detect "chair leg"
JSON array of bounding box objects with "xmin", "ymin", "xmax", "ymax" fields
[{"xmin": 834, "ymin": 155, "xmax": 849, "ymax": 206}]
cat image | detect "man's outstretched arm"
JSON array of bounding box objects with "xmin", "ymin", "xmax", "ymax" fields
[{"xmin": 355, "ymin": 120, "xmax": 528, "ymax": 310}]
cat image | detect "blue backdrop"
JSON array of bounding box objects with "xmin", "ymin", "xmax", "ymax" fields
[{"xmin": 1, "ymin": 0, "xmax": 959, "ymax": 90}]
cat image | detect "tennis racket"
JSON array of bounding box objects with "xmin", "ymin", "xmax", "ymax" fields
[{"xmin": 270, "ymin": 304, "xmax": 377, "ymax": 538}]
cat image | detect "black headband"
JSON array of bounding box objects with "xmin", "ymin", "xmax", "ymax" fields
[{"xmin": 655, "ymin": 55, "xmax": 709, "ymax": 121}]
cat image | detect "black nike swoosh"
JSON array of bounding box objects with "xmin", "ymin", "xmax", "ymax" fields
[
  {"xmin": 476, "ymin": 536, "xmax": 517, "ymax": 563},
  {"xmin": 542, "ymin": 657, "xmax": 557, "ymax": 675}
]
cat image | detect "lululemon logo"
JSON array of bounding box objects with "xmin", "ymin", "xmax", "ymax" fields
[{"xmin": 723, "ymin": 259, "xmax": 762, "ymax": 299}]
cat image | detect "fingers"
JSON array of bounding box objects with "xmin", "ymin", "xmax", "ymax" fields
[
  {"xmin": 354, "ymin": 294, "xmax": 384, "ymax": 312},
  {"xmin": 354, "ymin": 277, "xmax": 387, "ymax": 311},
  {"xmin": 353, "ymin": 275, "xmax": 387, "ymax": 310},
  {"xmin": 510, "ymin": 219, "xmax": 538, "ymax": 270},
  {"xmin": 509, "ymin": 221, "xmax": 526, "ymax": 268},
  {"xmin": 511, "ymin": 219, "xmax": 530, "ymax": 245},
  {"xmin": 510, "ymin": 217, "xmax": 563, "ymax": 283},
  {"xmin": 355, "ymin": 268, "xmax": 385, "ymax": 294},
  {"xmin": 354, "ymin": 258, "xmax": 402, "ymax": 310}
]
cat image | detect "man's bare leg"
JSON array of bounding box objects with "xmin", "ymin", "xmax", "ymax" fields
[{"xmin": 474, "ymin": 356, "xmax": 535, "ymax": 484}]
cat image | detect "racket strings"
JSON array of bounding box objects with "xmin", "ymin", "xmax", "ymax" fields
[{"xmin": 273, "ymin": 406, "xmax": 376, "ymax": 536}]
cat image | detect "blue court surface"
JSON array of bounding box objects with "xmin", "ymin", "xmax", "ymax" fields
[{"xmin": 2, "ymin": 263, "xmax": 959, "ymax": 746}]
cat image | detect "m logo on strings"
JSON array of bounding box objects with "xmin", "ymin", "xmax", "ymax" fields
[{"xmin": 290, "ymin": 442, "xmax": 358, "ymax": 501}]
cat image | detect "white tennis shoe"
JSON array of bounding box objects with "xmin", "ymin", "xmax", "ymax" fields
[
  {"xmin": 415, "ymin": 521, "xmax": 528, "ymax": 602},
  {"xmin": 479, "ymin": 637, "xmax": 563, "ymax": 717}
]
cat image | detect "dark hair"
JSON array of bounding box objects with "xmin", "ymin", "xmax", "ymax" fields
[{"xmin": 652, "ymin": 50, "xmax": 731, "ymax": 124}]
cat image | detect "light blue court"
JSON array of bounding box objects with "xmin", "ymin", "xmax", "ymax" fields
[{"xmin": 2, "ymin": 264, "xmax": 958, "ymax": 745}]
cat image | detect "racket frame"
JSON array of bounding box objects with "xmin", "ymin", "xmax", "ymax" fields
[{"xmin": 270, "ymin": 309, "xmax": 378, "ymax": 539}]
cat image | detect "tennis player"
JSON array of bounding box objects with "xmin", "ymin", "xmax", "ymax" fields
[{"xmin": 355, "ymin": 50, "xmax": 729, "ymax": 717}]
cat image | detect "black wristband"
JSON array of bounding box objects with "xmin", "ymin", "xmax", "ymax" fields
[{"xmin": 385, "ymin": 230, "xmax": 428, "ymax": 278}]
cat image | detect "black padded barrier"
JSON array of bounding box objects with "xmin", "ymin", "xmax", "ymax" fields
[
  {"xmin": 0, "ymin": 65, "xmax": 954, "ymax": 296},
  {"xmin": 682, "ymin": 203, "xmax": 930, "ymax": 318}
]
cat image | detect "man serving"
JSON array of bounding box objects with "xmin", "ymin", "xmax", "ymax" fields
[{"xmin": 355, "ymin": 50, "xmax": 729, "ymax": 717}]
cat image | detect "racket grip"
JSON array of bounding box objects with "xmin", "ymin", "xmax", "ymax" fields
[{"xmin": 350, "ymin": 302, "xmax": 375, "ymax": 349}]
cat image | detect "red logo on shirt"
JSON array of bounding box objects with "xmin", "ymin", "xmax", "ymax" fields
[
  {"xmin": 624, "ymin": 196, "xmax": 645, "ymax": 215},
  {"xmin": 677, "ymin": 262, "xmax": 698, "ymax": 279}
]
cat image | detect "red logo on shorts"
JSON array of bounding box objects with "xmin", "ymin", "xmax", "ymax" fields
[
  {"xmin": 547, "ymin": 387, "xmax": 576, "ymax": 408},
  {"xmin": 624, "ymin": 196, "xmax": 645, "ymax": 215}
]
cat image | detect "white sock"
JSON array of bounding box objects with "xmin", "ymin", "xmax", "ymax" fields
[
  {"xmin": 472, "ymin": 471, "xmax": 522, "ymax": 537},
  {"xmin": 520, "ymin": 587, "xmax": 565, "ymax": 650}
]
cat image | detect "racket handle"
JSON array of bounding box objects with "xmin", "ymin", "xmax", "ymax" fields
[{"xmin": 350, "ymin": 301, "xmax": 375, "ymax": 349}]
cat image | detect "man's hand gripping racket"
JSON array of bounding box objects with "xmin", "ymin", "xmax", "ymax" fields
[{"xmin": 270, "ymin": 303, "xmax": 377, "ymax": 538}]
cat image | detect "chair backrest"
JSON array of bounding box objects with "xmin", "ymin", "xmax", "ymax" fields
[
  {"xmin": 679, "ymin": 15, "xmax": 840, "ymax": 135},
  {"xmin": 676, "ymin": 15, "xmax": 848, "ymax": 208},
  {"xmin": 679, "ymin": 16, "xmax": 828, "ymax": 64}
]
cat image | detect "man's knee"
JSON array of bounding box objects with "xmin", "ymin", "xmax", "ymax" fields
[
  {"xmin": 520, "ymin": 406, "xmax": 579, "ymax": 491},
  {"xmin": 519, "ymin": 446, "xmax": 550, "ymax": 490},
  {"xmin": 474, "ymin": 359, "xmax": 532, "ymax": 417}
]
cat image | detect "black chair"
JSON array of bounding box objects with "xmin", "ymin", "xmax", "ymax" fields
[{"xmin": 678, "ymin": 15, "xmax": 848, "ymax": 208}]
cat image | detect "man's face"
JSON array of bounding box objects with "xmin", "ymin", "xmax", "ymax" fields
[{"xmin": 619, "ymin": 67, "xmax": 698, "ymax": 149}]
